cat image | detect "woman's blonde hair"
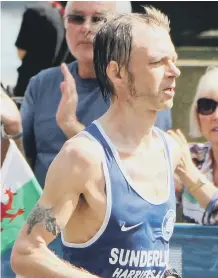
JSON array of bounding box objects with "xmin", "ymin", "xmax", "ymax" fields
[{"xmin": 189, "ymin": 66, "xmax": 218, "ymax": 138}]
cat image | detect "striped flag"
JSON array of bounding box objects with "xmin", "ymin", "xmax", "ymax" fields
[{"xmin": 1, "ymin": 140, "xmax": 42, "ymax": 253}]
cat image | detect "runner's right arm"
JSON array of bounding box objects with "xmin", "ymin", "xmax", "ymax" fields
[{"xmin": 11, "ymin": 137, "xmax": 101, "ymax": 278}]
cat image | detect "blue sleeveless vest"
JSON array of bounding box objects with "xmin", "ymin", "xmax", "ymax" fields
[{"xmin": 62, "ymin": 121, "xmax": 176, "ymax": 278}]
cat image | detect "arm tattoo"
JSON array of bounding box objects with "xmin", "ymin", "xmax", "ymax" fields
[{"xmin": 27, "ymin": 203, "xmax": 61, "ymax": 235}]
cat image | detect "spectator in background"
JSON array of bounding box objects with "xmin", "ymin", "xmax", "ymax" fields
[
  {"xmin": 14, "ymin": 1, "xmax": 73, "ymax": 97},
  {"xmin": 175, "ymin": 67, "xmax": 218, "ymax": 224}
]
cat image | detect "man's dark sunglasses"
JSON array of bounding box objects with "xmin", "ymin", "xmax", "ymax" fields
[
  {"xmin": 66, "ymin": 14, "xmax": 105, "ymax": 25},
  {"xmin": 197, "ymin": 98, "xmax": 218, "ymax": 115}
]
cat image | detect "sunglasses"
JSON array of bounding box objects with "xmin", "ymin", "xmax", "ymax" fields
[
  {"xmin": 197, "ymin": 98, "xmax": 218, "ymax": 115},
  {"xmin": 66, "ymin": 14, "xmax": 105, "ymax": 25}
]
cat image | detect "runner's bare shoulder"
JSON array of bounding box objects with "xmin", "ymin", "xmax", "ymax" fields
[{"xmin": 44, "ymin": 133, "xmax": 104, "ymax": 195}]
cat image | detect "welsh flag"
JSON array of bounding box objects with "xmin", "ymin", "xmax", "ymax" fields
[{"xmin": 1, "ymin": 140, "xmax": 42, "ymax": 253}]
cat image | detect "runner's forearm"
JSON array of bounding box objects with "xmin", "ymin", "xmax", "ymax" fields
[{"xmin": 12, "ymin": 244, "xmax": 98, "ymax": 278}]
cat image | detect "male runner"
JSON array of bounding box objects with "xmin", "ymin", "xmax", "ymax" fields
[{"xmin": 11, "ymin": 7, "xmax": 218, "ymax": 278}]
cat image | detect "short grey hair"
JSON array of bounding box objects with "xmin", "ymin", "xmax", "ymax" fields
[
  {"xmin": 65, "ymin": 1, "xmax": 132, "ymax": 16},
  {"xmin": 189, "ymin": 66, "xmax": 218, "ymax": 138}
]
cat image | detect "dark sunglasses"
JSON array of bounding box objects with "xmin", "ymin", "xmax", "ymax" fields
[
  {"xmin": 66, "ymin": 14, "xmax": 105, "ymax": 25},
  {"xmin": 197, "ymin": 98, "xmax": 218, "ymax": 115}
]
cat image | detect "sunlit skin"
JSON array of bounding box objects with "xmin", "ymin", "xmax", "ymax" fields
[
  {"xmin": 65, "ymin": 1, "xmax": 116, "ymax": 78},
  {"xmin": 127, "ymin": 25, "xmax": 180, "ymax": 112},
  {"xmin": 103, "ymin": 24, "xmax": 181, "ymax": 148},
  {"xmin": 10, "ymin": 12, "xmax": 218, "ymax": 278}
]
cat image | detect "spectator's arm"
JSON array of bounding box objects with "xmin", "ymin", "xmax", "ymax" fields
[
  {"xmin": 59, "ymin": 120, "xmax": 85, "ymax": 139},
  {"xmin": 20, "ymin": 76, "xmax": 38, "ymax": 169},
  {"xmin": 202, "ymin": 191, "xmax": 218, "ymax": 225},
  {"xmin": 178, "ymin": 164, "xmax": 218, "ymax": 208},
  {"xmin": 56, "ymin": 64, "xmax": 85, "ymax": 138},
  {"xmin": 1, "ymin": 90, "xmax": 25, "ymax": 166},
  {"xmin": 168, "ymin": 129, "xmax": 218, "ymax": 209},
  {"xmin": 174, "ymin": 172, "xmax": 183, "ymax": 206}
]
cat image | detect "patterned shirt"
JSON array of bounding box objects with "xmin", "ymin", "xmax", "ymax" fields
[{"xmin": 182, "ymin": 142, "xmax": 216, "ymax": 224}]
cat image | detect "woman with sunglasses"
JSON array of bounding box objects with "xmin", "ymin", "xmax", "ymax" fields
[{"xmin": 174, "ymin": 67, "xmax": 218, "ymax": 225}]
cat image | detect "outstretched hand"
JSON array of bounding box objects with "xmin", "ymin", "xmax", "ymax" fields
[{"xmin": 56, "ymin": 63, "xmax": 78, "ymax": 131}]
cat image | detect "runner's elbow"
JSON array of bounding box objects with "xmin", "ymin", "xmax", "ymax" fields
[
  {"xmin": 11, "ymin": 247, "xmax": 23, "ymax": 274},
  {"xmin": 11, "ymin": 244, "xmax": 30, "ymax": 275},
  {"xmin": 11, "ymin": 239, "xmax": 41, "ymax": 275}
]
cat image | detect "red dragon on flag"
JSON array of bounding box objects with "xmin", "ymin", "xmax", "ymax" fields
[{"xmin": 1, "ymin": 187, "xmax": 24, "ymax": 231}]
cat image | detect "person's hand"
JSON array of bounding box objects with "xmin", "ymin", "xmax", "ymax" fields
[
  {"xmin": 56, "ymin": 63, "xmax": 79, "ymax": 132},
  {"xmin": 167, "ymin": 129, "xmax": 195, "ymax": 178},
  {"xmin": 1, "ymin": 89, "xmax": 22, "ymax": 135}
]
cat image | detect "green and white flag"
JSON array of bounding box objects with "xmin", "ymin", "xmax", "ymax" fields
[{"xmin": 1, "ymin": 140, "xmax": 42, "ymax": 253}]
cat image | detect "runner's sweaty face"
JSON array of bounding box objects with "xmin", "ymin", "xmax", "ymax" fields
[
  {"xmin": 107, "ymin": 23, "xmax": 180, "ymax": 113},
  {"xmin": 126, "ymin": 23, "xmax": 180, "ymax": 112}
]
